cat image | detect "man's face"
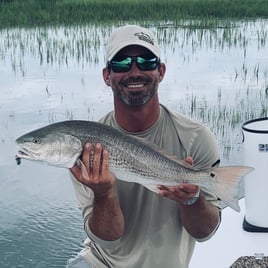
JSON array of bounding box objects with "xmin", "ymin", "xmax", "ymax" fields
[{"xmin": 105, "ymin": 45, "xmax": 165, "ymax": 107}]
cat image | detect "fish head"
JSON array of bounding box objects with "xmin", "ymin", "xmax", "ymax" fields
[{"xmin": 15, "ymin": 129, "xmax": 82, "ymax": 168}]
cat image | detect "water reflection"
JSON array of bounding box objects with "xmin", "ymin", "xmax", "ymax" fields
[
  {"xmin": 0, "ymin": 203, "xmax": 84, "ymax": 268},
  {"xmin": 0, "ymin": 20, "xmax": 268, "ymax": 267},
  {"xmin": 0, "ymin": 161, "xmax": 86, "ymax": 267}
]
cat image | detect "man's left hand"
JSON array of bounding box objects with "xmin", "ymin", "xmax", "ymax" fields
[
  {"xmin": 157, "ymin": 156, "xmax": 200, "ymax": 204},
  {"xmin": 157, "ymin": 183, "xmax": 200, "ymax": 204}
]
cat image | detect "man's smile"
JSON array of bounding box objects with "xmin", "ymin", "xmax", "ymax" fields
[{"xmin": 125, "ymin": 83, "xmax": 145, "ymax": 89}]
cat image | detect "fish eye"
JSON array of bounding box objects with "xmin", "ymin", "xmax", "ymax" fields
[{"xmin": 32, "ymin": 138, "xmax": 41, "ymax": 144}]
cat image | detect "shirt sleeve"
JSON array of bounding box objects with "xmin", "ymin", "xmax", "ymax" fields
[
  {"xmin": 69, "ymin": 172, "xmax": 94, "ymax": 219},
  {"xmin": 188, "ymin": 124, "xmax": 220, "ymax": 170}
]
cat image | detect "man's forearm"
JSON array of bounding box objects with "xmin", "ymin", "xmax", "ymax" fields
[
  {"xmin": 179, "ymin": 191, "xmax": 220, "ymax": 239},
  {"xmin": 89, "ymin": 194, "xmax": 125, "ymax": 241}
]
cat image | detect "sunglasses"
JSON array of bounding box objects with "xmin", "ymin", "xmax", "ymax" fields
[{"xmin": 108, "ymin": 55, "xmax": 160, "ymax": 73}]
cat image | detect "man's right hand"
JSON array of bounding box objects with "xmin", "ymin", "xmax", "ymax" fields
[{"xmin": 70, "ymin": 142, "xmax": 116, "ymax": 199}]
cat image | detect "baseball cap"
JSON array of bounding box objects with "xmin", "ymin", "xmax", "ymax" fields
[{"xmin": 105, "ymin": 25, "xmax": 160, "ymax": 62}]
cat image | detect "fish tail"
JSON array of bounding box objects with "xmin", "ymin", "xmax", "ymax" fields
[{"xmin": 208, "ymin": 166, "xmax": 254, "ymax": 212}]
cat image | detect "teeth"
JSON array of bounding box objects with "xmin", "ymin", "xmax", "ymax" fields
[{"xmin": 127, "ymin": 84, "xmax": 144, "ymax": 89}]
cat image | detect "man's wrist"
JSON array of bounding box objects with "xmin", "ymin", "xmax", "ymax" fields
[{"xmin": 181, "ymin": 188, "xmax": 200, "ymax": 206}]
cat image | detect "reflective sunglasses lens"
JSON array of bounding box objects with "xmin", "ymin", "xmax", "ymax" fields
[
  {"xmin": 110, "ymin": 57, "xmax": 132, "ymax": 73},
  {"xmin": 110, "ymin": 55, "xmax": 159, "ymax": 73},
  {"xmin": 136, "ymin": 57, "xmax": 159, "ymax": 71}
]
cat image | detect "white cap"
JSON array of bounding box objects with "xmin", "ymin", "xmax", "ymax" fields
[{"xmin": 105, "ymin": 25, "xmax": 160, "ymax": 62}]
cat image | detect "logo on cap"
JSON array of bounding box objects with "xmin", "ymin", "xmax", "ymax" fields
[{"xmin": 134, "ymin": 32, "xmax": 154, "ymax": 45}]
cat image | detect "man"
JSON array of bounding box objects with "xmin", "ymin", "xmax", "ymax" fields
[{"xmin": 67, "ymin": 25, "xmax": 221, "ymax": 268}]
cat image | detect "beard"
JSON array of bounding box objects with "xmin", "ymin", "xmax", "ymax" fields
[
  {"xmin": 113, "ymin": 76, "xmax": 158, "ymax": 107},
  {"xmin": 119, "ymin": 88, "xmax": 157, "ymax": 106}
]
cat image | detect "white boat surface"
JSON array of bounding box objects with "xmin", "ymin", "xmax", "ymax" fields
[{"xmin": 190, "ymin": 200, "xmax": 268, "ymax": 268}]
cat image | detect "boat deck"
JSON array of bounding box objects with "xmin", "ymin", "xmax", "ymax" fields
[{"xmin": 190, "ymin": 200, "xmax": 268, "ymax": 267}]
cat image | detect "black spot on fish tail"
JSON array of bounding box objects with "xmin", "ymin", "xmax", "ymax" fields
[{"xmin": 210, "ymin": 172, "xmax": 216, "ymax": 178}]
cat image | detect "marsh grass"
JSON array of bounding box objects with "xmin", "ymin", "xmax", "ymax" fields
[
  {"xmin": 1, "ymin": 0, "xmax": 268, "ymax": 28},
  {"xmin": 1, "ymin": 20, "xmax": 267, "ymax": 76},
  {"xmin": 177, "ymin": 87, "xmax": 268, "ymax": 159},
  {"xmin": 1, "ymin": 19, "xmax": 267, "ymax": 160}
]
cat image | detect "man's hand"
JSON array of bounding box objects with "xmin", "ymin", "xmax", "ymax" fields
[
  {"xmin": 157, "ymin": 156, "xmax": 199, "ymax": 204},
  {"xmin": 157, "ymin": 183, "xmax": 200, "ymax": 204},
  {"xmin": 70, "ymin": 143, "xmax": 116, "ymax": 199}
]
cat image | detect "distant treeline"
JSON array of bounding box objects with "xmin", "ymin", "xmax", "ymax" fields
[{"xmin": 0, "ymin": 0, "xmax": 268, "ymax": 28}]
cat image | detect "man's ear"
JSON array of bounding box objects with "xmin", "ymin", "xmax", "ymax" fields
[
  {"xmin": 102, "ymin": 67, "xmax": 111, "ymax": 86},
  {"xmin": 158, "ymin": 63, "xmax": 166, "ymax": 82}
]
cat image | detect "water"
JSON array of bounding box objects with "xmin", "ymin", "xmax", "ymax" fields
[{"xmin": 0, "ymin": 20, "xmax": 267, "ymax": 267}]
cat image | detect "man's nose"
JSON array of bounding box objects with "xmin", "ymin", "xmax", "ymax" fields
[{"xmin": 128, "ymin": 60, "xmax": 141, "ymax": 75}]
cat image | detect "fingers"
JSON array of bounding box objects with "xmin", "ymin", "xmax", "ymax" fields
[
  {"xmin": 80, "ymin": 142, "xmax": 103, "ymax": 180},
  {"xmin": 158, "ymin": 183, "xmax": 198, "ymax": 195},
  {"xmin": 178, "ymin": 183, "xmax": 199, "ymax": 194},
  {"xmin": 70, "ymin": 143, "xmax": 113, "ymax": 187},
  {"xmin": 82, "ymin": 143, "xmax": 91, "ymax": 171},
  {"xmin": 102, "ymin": 149, "xmax": 109, "ymax": 173},
  {"xmin": 92, "ymin": 143, "xmax": 102, "ymax": 179},
  {"xmin": 157, "ymin": 183, "xmax": 200, "ymax": 203},
  {"xmin": 185, "ymin": 156, "xmax": 193, "ymax": 166}
]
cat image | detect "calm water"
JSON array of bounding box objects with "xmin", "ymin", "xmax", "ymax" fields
[{"xmin": 0, "ymin": 20, "xmax": 268, "ymax": 267}]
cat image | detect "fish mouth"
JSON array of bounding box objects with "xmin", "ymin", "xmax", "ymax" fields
[
  {"xmin": 15, "ymin": 146, "xmax": 39, "ymax": 165},
  {"xmin": 16, "ymin": 147, "xmax": 30, "ymax": 158}
]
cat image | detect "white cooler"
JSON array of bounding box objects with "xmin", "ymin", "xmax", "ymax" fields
[{"xmin": 242, "ymin": 117, "xmax": 268, "ymax": 232}]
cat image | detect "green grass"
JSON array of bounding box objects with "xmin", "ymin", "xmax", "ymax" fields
[{"xmin": 1, "ymin": 0, "xmax": 268, "ymax": 28}]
